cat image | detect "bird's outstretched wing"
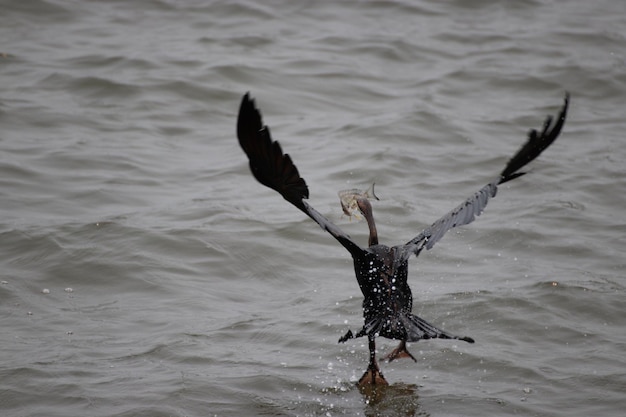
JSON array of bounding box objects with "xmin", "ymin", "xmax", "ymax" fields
[
  {"xmin": 237, "ymin": 93, "xmax": 364, "ymax": 257},
  {"xmin": 399, "ymin": 93, "xmax": 569, "ymax": 261}
]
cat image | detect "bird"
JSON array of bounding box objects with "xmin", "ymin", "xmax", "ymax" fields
[{"xmin": 236, "ymin": 92, "xmax": 569, "ymax": 387}]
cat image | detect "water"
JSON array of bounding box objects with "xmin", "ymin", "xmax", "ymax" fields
[{"xmin": 1, "ymin": 0, "xmax": 625, "ymax": 416}]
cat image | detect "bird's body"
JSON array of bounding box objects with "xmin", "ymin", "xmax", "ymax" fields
[
  {"xmin": 350, "ymin": 243, "xmax": 470, "ymax": 341},
  {"xmin": 236, "ymin": 92, "xmax": 569, "ymax": 386}
]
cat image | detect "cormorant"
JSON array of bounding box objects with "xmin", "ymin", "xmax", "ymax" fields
[{"xmin": 236, "ymin": 92, "xmax": 569, "ymax": 386}]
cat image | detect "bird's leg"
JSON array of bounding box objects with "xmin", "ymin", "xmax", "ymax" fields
[
  {"xmin": 358, "ymin": 335, "xmax": 388, "ymax": 387},
  {"xmin": 384, "ymin": 340, "xmax": 417, "ymax": 363}
]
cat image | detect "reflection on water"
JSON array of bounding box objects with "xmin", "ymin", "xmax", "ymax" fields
[
  {"xmin": 323, "ymin": 381, "xmax": 424, "ymax": 417},
  {"xmin": 361, "ymin": 383, "xmax": 423, "ymax": 417}
]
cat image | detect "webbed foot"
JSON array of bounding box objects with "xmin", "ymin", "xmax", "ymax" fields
[
  {"xmin": 384, "ymin": 340, "xmax": 417, "ymax": 363},
  {"xmin": 358, "ymin": 362, "xmax": 388, "ymax": 387}
]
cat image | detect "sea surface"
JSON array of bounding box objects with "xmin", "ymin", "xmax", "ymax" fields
[{"xmin": 1, "ymin": 1, "xmax": 625, "ymax": 416}]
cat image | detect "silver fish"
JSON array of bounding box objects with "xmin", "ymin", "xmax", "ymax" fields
[{"xmin": 337, "ymin": 183, "xmax": 379, "ymax": 220}]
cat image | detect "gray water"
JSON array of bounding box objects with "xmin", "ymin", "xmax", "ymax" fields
[{"xmin": 1, "ymin": 1, "xmax": 625, "ymax": 416}]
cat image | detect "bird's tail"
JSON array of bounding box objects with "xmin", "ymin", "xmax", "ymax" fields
[{"xmin": 400, "ymin": 313, "xmax": 475, "ymax": 344}]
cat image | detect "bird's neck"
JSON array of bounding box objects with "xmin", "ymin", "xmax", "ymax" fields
[{"xmin": 357, "ymin": 198, "xmax": 378, "ymax": 247}]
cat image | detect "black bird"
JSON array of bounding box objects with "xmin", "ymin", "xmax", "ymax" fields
[{"xmin": 236, "ymin": 92, "xmax": 569, "ymax": 386}]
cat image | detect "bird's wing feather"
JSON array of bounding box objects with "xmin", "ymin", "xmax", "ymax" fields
[
  {"xmin": 237, "ymin": 93, "xmax": 365, "ymax": 257},
  {"xmin": 400, "ymin": 93, "xmax": 569, "ymax": 261}
]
